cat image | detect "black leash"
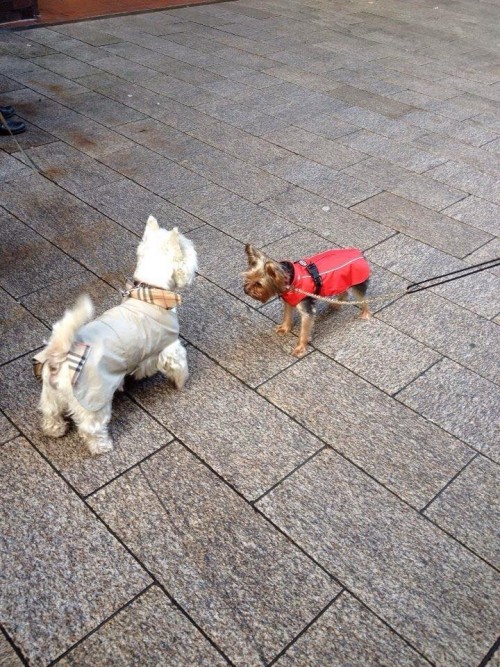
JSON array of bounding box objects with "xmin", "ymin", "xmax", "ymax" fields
[
  {"xmin": 291, "ymin": 256, "xmax": 499, "ymax": 306},
  {"xmin": 406, "ymin": 257, "xmax": 500, "ymax": 294}
]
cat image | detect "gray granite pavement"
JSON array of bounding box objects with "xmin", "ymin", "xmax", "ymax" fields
[{"xmin": 1, "ymin": 0, "xmax": 499, "ymax": 665}]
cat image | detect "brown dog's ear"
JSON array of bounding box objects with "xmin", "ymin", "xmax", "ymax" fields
[
  {"xmin": 264, "ymin": 261, "xmax": 279, "ymax": 281},
  {"xmin": 245, "ymin": 244, "xmax": 264, "ymax": 266},
  {"xmin": 265, "ymin": 261, "xmax": 286, "ymax": 290}
]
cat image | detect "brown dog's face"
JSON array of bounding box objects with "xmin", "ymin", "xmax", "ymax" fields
[{"xmin": 242, "ymin": 244, "xmax": 287, "ymax": 303}]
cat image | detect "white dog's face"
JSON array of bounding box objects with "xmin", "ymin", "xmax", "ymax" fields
[{"xmin": 136, "ymin": 216, "xmax": 198, "ymax": 289}]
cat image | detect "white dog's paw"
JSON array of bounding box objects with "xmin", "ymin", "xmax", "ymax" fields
[
  {"xmin": 87, "ymin": 437, "xmax": 114, "ymax": 456},
  {"xmin": 42, "ymin": 418, "xmax": 68, "ymax": 438},
  {"xmin": 173, "ymin": 367, "xmax": 189, "ymax": 390}
]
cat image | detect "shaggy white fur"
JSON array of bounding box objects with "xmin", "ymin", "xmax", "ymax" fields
[{"xmin": 38, "ymin": 216, "xmax": 197, "ymax": 455}]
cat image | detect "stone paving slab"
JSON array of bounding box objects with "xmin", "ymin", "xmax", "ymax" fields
[
  {"xmin": 397, "ymin": 358, "xmax": 500, "ymax": 459},
  {"xmin": 1, "ymin": 1, "xmax": 499, "ymax": 665},
  {"xmin": 0, "ymin": 410, "xmax": 19, "ymax": 446},
  {"xmin": 114, "ymin": 117, "xmax": 208, "ymax": 162},
  {"xmin": 179, "ymin": 142, "xmax": 291, "ymax": 202},
  {"xmin": 257, "ymin": 448, "xmax": 500, "ymax": 667},
  {"xmin": 263, "ymin": 126, "xmax": 366, "ymax": 170},
  {"xmin": 328, "ymin": 104, "xmax": 424, "ymax": 142},
  {"xmin": 0, "ymin": 210, "xmax": 82, "ymax": 300},
  {"xmin": 19, "ymin": 269, "xmax": 118, "ymax": 327},
  {"xmin": 60, "ymin": 90, "xmax": 147, "ymax": 128},
  {"xmin": 337, "ymin": 129, "xmax": 444, "ymax": 173},
  {"xmin": 16, "ymin": 141, "xmax": 123, "ymax": 197},
  {"xmin": 0, "ymin": 289, "xmax": 48, "ymax": 365},
  {"xmin": 169, "ymin": 182, "xmax": 297, "ymax": 245},
  {"xmin": 89, "ymin": 442, "xmax": 339, "ymax": 667},
  {"xmin": 260, "ymin": 184, "xmax": 394, "ymax": 249},
  {"xmin": 313, "ymin": 313, "xmax": 441, "ymax": 395},
  {"xmin": 328, "ymin": 84, "xmax": 413, "ymax": 118},
  {"xmin": 424, "ymin": 456, "xmax": 500, "ymax": 569},
  {"xmin": 259, "ymin": 352, "xmax": 472, "ymax": 508},
  {"xmin": 442, "ymin": 195, "xmax": 500, "ymax": 236},
  {"xmin": 263, "ymin": 154, "xmax": 382, "ymax": 207},
  {"xmin": 0, "ymin": 634, "xmax": 23, "ymax": 667},
  {"xmin": 0, "ymin": 438, "xmax": 150, "ymax": 666},
  {"xmin": 465, "ymin": 237, "xmax": 500, "ymax": 280},
  {"xmin": 0, "ymin": 88, "xmax": 136, "ymax": 159},
  {"xmin": 179, "ymin": 277, "xmax": 298, "ymax": 386},
  {"xmin": 58, "ymin": 586, "xmax": 229, "ymax": 667},
  {"xmin": 342, "ymin": 156, "xmax": 414, "ymax": 190},
  {"xmin": 344, "ymin": 158, "xmax": 467, "ymax": 211},
  {"xmin": 187, "ymin": 119, "xmax": 290, "ymax": 167},
  {"xmin": 413, "ymin": 132, "xmax": 500, "ymax": 178},
  {"xmin": 130, "ymin": 347, "xmax": 323, "ymax": 500},
  {"xmin": 389, "ymin": 173, "xmax": 466, "ymax": 211},
  {"xmin": 379, "ymin": 291, "xmax": 500, "ymax": 384},
  {"xmin": 353, "ymin": 191, "xmax": 492, "ymax": 257},
  {"xmin": 399, "ymin": 109, "xmax": 499, "ymax": 147},
  {"xmin": 31, "ymin": 54, "xmax": 102, "ymax": 80},
  {"xmin": 0, "ymin": 150, "xmax": 31, "ymax": 181},
  {"xmin": 0, "ymin": 353, "xmax": 174, "ymax": 496},
  {"xmin": 276, "ymin": 592, "xmax": 429, "ymax": 667},
  {"xmin": 99, "ymin": 144, "xmax": 210, "ymax": 199},
  {"xmin": 366, "ymin": 233, "xmax": 500, "ymax": 319},
  {"xmin": 426, "ymin": 160, "xmax": 500, "ymax": 204},
  {"xmin": 77, "ymin": 179, "xmax": 204, "ymax": 237}
]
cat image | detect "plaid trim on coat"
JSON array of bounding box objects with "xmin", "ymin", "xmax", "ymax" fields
[{"xmin": 33, "ymin": 342, "xmax": 91, "ymax": 384}]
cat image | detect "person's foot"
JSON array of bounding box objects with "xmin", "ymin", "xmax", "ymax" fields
[
  {"xmin": 0, "ymin": 119, "xmax": 26, "ymax": 135},
  {"xmin": 0, "ymin": 106, "xmax": 15, "ymax": 119}
]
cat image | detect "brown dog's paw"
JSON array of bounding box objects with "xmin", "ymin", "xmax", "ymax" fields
[
  {"xmin": 275, "ymin": 324, "xmax": 292, "ymax": 335},
  {"xmin": 292, "ymin": 344, "xmax": 307, "ymax": 358}
]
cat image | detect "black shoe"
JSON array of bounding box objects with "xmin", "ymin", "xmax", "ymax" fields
[
  {"xmin": 0, "ymin": 106, "xmax": 15, "ymax": 119},
  {"xmin": 0, "ymin": 119, "xmax": 26, "ymax": 135}
]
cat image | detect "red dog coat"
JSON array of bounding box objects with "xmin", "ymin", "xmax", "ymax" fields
[{"xmin": 281, "ymin": 248, "xmax": 370, "ymax": 307}]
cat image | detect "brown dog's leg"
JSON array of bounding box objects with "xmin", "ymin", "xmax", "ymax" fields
[
  {"xmin": 276, "ymin": 301, "xmax": 294, "ymax": 335},
  {"xmin": 352, "ymin": 280, "xmax": 371, "ymax": 320},
  {"xmin": 294, "ymin": 298, "xmax": 315, "ymax": 357},
  {"xmin": 330, "ymin": 290, "xmax": 348, "ymax": 311}
]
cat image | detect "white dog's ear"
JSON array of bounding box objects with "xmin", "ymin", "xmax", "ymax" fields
[
  {"xmin": 143, "ymin": 215, "xmax": 160, "ymax": 241},
  {"xmin": 166, "ymin": 227, "xmax": 183, "ymax": 255},
  {"xmin": 173, "ymin": 233, "xmax": 198, "ymax": 288}
]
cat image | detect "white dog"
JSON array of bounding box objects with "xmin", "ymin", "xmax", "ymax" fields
[{"xmin": 34, "ymin": 216, "xmax": 197, "ymax": 455}]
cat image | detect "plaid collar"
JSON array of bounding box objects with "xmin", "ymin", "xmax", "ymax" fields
[{"xmin": 122, "ymin": 278, "xmax": 182, "ymax": 309}]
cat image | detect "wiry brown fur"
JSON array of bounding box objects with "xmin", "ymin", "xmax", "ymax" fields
[
  {"xmin": 243, "ymin": 244, "xmax": 287, "ymax": 303},
  {"xmin": 242, "ymin": 244, "xmax": 371, "ymax": 358}
]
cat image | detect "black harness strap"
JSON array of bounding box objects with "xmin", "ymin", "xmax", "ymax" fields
[{"xmin": 299, "ymin": 260, "xmax": 322, "ymax": 294}]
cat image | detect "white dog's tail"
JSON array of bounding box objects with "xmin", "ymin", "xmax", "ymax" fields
[{"xmin": 45, "ymin": 295, "xmax": 94, "ymax": 382}]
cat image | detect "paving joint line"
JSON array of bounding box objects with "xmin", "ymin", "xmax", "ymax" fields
[
  {"xmin": 83, "ymin": 436, "xmax": 176, "ymax": 500},
  {"xmin": 0, "ymin": 625, "xmax": 30, "ymax": 667},
  {"xmin": 3, "ymin": 426, "xmax": 237, "ymax": 667},
  {"xmin": 478, "ymin": 637, "xmax": 500, "ymax": 667},
  {"xmin": 148, "ymin": 337, "xmax": 487, "ymax": 537},
  {"xmin": 251, "ymin": 445, "xmax": 328, "ymax": 506},
  {"xmin": 0, "ymin": 203, "xmax": 127, "ymax": 299},
  {"xmin": 266, "ymin": 591, "xmax": 343, "ymax": 667},
  {"xmin": 46, "ymin": 582, "xmax": 156, "ymax": 666}
]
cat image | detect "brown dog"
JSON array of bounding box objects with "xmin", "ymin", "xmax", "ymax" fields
[{"xmin": 243, "ymin": 244, "xmax": 371, "ymax": 357}]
